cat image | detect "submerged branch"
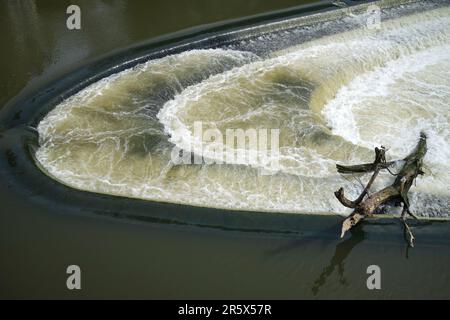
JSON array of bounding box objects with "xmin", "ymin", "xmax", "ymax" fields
[{"xmin": 401, "ymin": 206, "xmax": 416, "ymax": 247}]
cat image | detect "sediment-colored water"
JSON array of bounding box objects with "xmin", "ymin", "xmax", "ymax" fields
[{"xmin": 35, "ymin": 0, "xmax": 450, "ymax": 217}]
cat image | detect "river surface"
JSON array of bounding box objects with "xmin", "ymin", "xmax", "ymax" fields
[
  {"xmin": 1, "ymin": 0, "xmax": 450, "ymax": 299},
  {"xmin": 35, "ymin": 1, "xmax": 450, "ymax": 217}
]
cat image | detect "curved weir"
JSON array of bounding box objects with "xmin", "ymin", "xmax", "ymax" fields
[
  {"xmin": 30, "ymin": 0, "xmax": 450, "ymax": 218},
  {"xmin": 3, "ymin": 0, "xmax": 450, "ymax": 300}
]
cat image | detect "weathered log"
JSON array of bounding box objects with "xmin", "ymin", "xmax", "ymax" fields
[{"xmin": 336, "ymin": 133, "xmax": 427, "ymax": 246}]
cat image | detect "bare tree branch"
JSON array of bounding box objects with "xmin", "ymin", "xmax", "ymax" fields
[{"xmin": 336, "ymin": 133, "xmax": 427, "ymax": 243}]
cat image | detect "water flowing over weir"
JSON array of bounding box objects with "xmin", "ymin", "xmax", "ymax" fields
[{"xmin": 35, "ymin": 0, "xmax": 450, "ymax": 218}]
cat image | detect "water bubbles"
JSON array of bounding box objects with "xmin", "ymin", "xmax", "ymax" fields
[{"xmin": 35, "ymin": 3, "xmax": 450, "ymax": 217}]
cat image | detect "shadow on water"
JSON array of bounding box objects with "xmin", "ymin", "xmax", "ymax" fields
[
  {"xmin": 311, "ymin": 225, "xmax": 365, "ymax": 295},
  {"xmin": 2, "ymin": 0, "xmax": 450, "ymax": 299},
  {"xmin": 265, "ymin": 221, "xmax": 367, "ymax": 296},
  {"xmin": 309, "ymin": 219, "xmax": 445, "ymax": 295}
]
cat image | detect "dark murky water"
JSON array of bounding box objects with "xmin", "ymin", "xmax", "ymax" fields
[{"xmin": 1, "ymin": 0, "xmax": 450, "ymax": 299}]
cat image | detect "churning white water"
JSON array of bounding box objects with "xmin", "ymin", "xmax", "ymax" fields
[{"xmin": 36, "ymin": 0, "xmax": 450, "ymax": 217}]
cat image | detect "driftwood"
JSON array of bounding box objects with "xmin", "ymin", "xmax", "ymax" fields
[{"xmin": 336, "ymin": 133, "xmax": 427, "ymax": 247}]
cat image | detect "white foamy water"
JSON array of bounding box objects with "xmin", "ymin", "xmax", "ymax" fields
[{"xmin": 36, "ymin": 1, "xmax": 450, "ymax": 217}]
